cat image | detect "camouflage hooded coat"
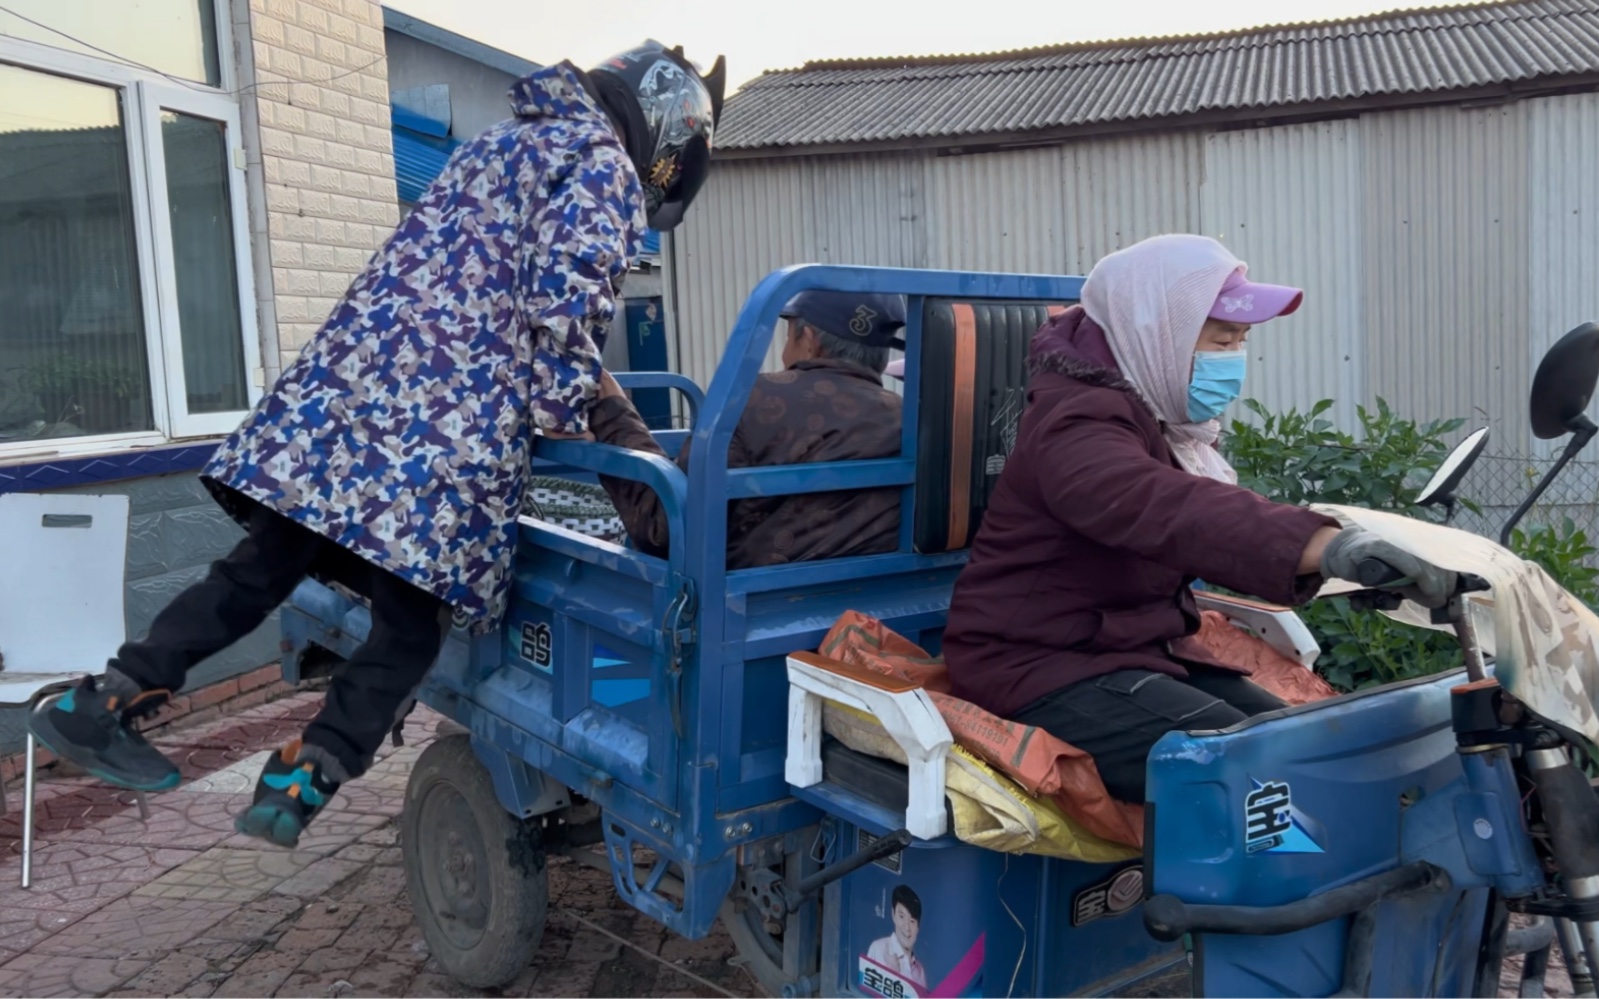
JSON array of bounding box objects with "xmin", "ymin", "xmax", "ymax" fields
[{"xmin": 202, "ymin": 63, "xmax": 644, "ymax": 625}]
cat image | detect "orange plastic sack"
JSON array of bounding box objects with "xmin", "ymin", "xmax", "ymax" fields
[
  {"xmin": 816, "ymin": 610, "xmax": 1338, "ymax": 851},
  {"xmin": 1192, "ymin": 610, "xmax": 1339, "ymax": 706},
  {"xmin": 818, "ymin": 613, "xmax": 1145, "ymax": 848}
]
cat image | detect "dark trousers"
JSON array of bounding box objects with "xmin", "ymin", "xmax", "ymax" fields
[
  {"xmin": 1014, "ymin": 667, "xmax": 1286, "ymax": 804},
  {"xmin": 114, "ymin": 503, "xmax": 449, "ymax": 778}
]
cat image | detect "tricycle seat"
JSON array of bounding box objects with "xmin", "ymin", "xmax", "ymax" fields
[{"xmin": 819, "ymin": 738, "xmax": 957, "ymax": 830}]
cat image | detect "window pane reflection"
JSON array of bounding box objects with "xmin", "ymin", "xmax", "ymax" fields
[
  {"xmin": 162, "ymin": 111, "xmax": 247, "ymax": 413},
  {"xmin": 0, "ymin": 65, "xmax": 155, "ymax": 443},
  {"xmin": 1, "ymin": 0, "xmax": 221, "ymax": 87}
]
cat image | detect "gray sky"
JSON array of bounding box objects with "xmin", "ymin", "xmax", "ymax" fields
[{"xmin": 384, "ymin": 0, "xmax": 1484, "ymax": 91}]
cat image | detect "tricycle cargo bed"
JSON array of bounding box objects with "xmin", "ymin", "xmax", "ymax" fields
[{"xmin": 280, "ymin": 268, "xmax": 1087, "ymax": 942}]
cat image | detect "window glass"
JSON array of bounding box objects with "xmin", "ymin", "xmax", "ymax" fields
[
  {"xmin": 0, "ymin": 64, "xmax": 155, "ymax": 443},
  {"xmin": 1, "ymin": 0, "xmax": 221, "ymax": 87},
  {"xmin": 161, "ymin": 110, "xmax": 247, "ymax": 413}
]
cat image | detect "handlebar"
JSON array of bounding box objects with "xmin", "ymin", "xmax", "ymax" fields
[
  {"xmin": 1355, "ymin": 557, "xmax": 1408, "ymax": 588},
  {"xmin": 1353, "ymin": 558, "xmax": 1492, "ymax": 596},
  {"xmin": 1142, "ymin": 862, "xmax": 1446, "ymax": 942}
]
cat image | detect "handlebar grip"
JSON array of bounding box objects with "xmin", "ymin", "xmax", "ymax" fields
[{"xmin": 1355, "ymin": 557, "xmax": 1408, "ymax": 588}]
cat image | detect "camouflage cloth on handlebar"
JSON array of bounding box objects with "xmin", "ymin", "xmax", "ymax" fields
[{"xmin": 1315, "ymin": 504, "xmax": 1599, "ymax": 754}]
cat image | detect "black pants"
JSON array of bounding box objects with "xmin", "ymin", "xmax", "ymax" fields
[
  {"xmin": 114, "ymin": 502, "xmax": 449, "ymax": 778},
  {"xmin": 1014, "ymin": 667, "xmax": 1286, "ymax": 804}
]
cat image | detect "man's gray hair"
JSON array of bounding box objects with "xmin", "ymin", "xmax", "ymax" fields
[{"xmin": 811, "ymin": 326, "xmax": 889, "ymax": 375}]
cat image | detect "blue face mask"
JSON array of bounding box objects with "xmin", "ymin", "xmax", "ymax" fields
[{"xmin": 1187, "ymin": 350, "xmax": 1248, "ymax": 423}]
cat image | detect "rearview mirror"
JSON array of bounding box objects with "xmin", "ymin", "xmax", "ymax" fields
[
  {"xmin": 1531, "ymin": 322, "xmax": 1599, "ymax": 439},
  {"xmin": 1417, "ymin": 427, "xmax": 1489, "ymax": 509},
  {"xmin": 1500, "ymin": 321, "xmax": 1599, "ymax": 543}
]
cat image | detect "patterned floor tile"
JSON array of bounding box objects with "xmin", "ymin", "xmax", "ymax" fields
[
  {"xmin": 0, "ymin": 841, "xmax": 197, "ymax": 918},
  {"xmin": 175, "ymin": 750, "xmax": 274, "ymax": 795},
  {"xmin": 0, "ymin": 949, "xmax": 152, "ymax": 997},
  {"xmin": 132, "ymin": 845, "xmax": 322, "ymax": 902},
  {"xmin": 28, "ymin": 894, "xmax": 242, "ymax": 959},
  {"xmin": 21, "ymin": 790, "xmax": 249, "ymax": 853},
  {"xmin": 331, "ymin": 781, "xmax": 409, "ymax": 819},
  {"xmin": 0, "ymin": 783, "xmax": 141, "ymax": 846},
  {"xmin": 217, "ymin": 809, "xmax": 389, "ymax": 858}
]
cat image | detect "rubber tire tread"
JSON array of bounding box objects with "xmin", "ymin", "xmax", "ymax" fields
[{"xmin": 401, "ymin": 734, "xmax": 548, "ymax": 989}]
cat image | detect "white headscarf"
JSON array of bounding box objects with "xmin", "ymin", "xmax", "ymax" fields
[{"xmin": 1080, "ymin": 234, "xmax": 1245, "ymax": 484}]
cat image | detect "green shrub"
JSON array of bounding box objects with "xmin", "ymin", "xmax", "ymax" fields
[
  {"xmin": 1224, "ymin": 397, "xmax": 1468, "ymax": 692},
  {"xmin": 1510, "ymin": 518, "xmax": 1599, "ymax": 607}
]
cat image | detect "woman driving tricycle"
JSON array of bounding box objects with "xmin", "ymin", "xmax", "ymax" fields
[{"xmin": 943, "ymin": 233, "xmax": 1459, "ymax": 803}]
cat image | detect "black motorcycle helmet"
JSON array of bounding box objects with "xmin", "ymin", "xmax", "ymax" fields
[{"xmin": 586, "ymin": 40, "xmax": 726, "ymax": 231}]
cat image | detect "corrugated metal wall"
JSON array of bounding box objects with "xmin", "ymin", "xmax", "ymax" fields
[
  {"xmin": 1362, "ymin": 103, "xmax": 1532, "ymax": 447},
  {"xmin": 668, "ymin": 93, "xmax": 1599, "ymax": 453},
  {"xmin": 1528, "ymin": 92, "xmax": 1599, "ymax": 460},
  {"xmin": 1199, "ymin": 120, "xmax": 1366, "ymax": 430}
]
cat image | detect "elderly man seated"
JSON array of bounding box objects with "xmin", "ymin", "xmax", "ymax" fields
[{"xmin": 591, "ymin": 290, "xmax": 907, "ymax": 567}]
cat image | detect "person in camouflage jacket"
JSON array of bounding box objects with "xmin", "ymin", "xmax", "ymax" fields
[
  {"xmin": 591, "ymin": 291, "xmax": 906, "ymax": 568},
  {"xmin": 30, "ymin": 42, "xmax": 726, "ymax": 848}
]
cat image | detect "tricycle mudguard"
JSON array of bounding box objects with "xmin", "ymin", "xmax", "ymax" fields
[{"xmin": 1147, "ymin": 669, "xmax": 1505, "ymax": 997}]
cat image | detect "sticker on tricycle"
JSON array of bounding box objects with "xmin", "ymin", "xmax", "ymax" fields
[
  {"xmin": 1070, "ymin": 863, "xmax": 1143, "ymax": 926},
  {"xmin": 519, "ymin": 621, "xmax": 552, "ymax": 672},
  {"xmin": 1244, "ymin": 778, "xmax": 1325, "ymax": 855},
  {"xmin": 855, "ymin": 882, "xmax": 985, "ymax": 999}
]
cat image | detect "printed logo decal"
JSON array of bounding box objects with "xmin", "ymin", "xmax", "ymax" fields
[
  {"xmin": 1071, "ymin": 863, "xmax": 1143, "ymax": 926},
  {"xmin": 518, "ymin": 621, "xmax": 552, "ymax": 671},
  {"xmin": 860, "ymin": 959, "xmax": 917, "ymax": 999},
  {"xmin": 849, "ymin": 305, "xmax": 879, "ymax": 337},
  {"xmin": 1244, "ymin": 778, "xmax": 1325, "ymax": 855}
]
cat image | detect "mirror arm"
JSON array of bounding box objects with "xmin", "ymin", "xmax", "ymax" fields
[{"xmin": 1499, "ymin": 416, "xmax": 1599, "ymax": 545}]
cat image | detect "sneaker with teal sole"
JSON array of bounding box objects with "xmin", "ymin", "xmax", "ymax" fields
[
  {"xmin": 27, "ymin": 677, "xmax": 181, "ymax": 792},
  {"xmin": 234, "ymin": 740, "xmax": 340, "ymax": 848}
]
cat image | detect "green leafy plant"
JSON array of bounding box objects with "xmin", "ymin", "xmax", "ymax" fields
[
  {"xmin": 1224, "ymin": 397, "xmax": 1469, "ymax": 692},
  {"xmin": 1226, "ymin": 398, "xmax": 1468, "ymax": 512},
  {"xmin": 1509, "ymin": 518, "xmax": 1599, "ymax": 607}
]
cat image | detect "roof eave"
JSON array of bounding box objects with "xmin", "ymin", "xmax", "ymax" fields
[
  {"xmin": 381, "ymin": 6, "xmax": 540, "ymax": 79},
  {"xmin": 712, "ymin": 72, "xmax": 1599, "ymax": 160}
]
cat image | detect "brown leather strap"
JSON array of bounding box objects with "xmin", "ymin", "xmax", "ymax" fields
[{"xmin": 948, "ymin": 303, "xmax": 978, "ymax": 548}]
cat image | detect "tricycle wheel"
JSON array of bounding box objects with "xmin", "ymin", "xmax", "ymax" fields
[
  {"xmin": 402, "ymin": 734, "xmax": 548, "ymax": 989},
  {"xmin": 719, "ymin": 894, "xmax": 790, "ymax": 998}
]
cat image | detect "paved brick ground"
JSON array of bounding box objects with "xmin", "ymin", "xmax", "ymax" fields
[
  {"xmin": 0, "ymin": 693, "xmax": 757, "ymax": 998},
  {"xmin": 1, "ymin": 689, "xmax": 1589, "ymax": 998}
]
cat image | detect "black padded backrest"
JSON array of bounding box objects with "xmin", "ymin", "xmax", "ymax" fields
[{"xmin": 913, "ymin": 298, "xmax": 1073, "ymax": 554}]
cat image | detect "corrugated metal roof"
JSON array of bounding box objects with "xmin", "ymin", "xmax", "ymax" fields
[
  {"xmin": 719, "ymin": 0, "xmax": 1599, "ymax": 152},
  {"xmin": 392, "ymin": 123, "xmax": 459, "ymax": 205}
]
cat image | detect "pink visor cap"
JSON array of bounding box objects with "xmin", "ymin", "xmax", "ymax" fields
[{"xmin": 1209, "ymin": 270, "xmax": 1305, "ymax": 323}]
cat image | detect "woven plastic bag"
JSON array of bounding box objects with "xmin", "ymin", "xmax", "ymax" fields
[{"xmin": 521, "ymin": 475, "xmax": 627, "ymax": 544}]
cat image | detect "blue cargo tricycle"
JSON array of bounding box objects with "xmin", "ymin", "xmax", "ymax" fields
[{"xmin": 281, "ymin": 264, "xmax": 1599, "ymax": 998}]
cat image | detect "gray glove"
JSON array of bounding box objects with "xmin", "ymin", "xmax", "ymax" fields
[{"xmin": 1320, "ymin": 527, "xmax": 1458, "ymax": 609}]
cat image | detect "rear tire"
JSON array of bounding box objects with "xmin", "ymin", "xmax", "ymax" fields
[
  {"xmin": 402, "ymin": 734, "xmax": 548, "ymax": 989},
  {"xmin": 720, "ymin": 894, "xmax": 789, "ymax": 998}
]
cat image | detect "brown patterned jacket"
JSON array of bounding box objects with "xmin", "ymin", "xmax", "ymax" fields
[{"xmin": 591, "ymin": 358, "xmax": 903, "ymax": 568}]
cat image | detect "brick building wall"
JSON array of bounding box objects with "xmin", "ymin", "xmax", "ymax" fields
[{"xmin": 244, "ymin": 0, "xmax": 399, "ymax": 372}]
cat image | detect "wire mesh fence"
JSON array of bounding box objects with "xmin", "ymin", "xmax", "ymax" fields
[{"xmin": 1450, "ymin": 450, "xmax": 1599, "ymax": 549}]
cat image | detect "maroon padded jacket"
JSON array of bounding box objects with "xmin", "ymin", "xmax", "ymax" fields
[{"xmin": 944, "ymin": 307, "xmax": 1337, "ymax": 718}]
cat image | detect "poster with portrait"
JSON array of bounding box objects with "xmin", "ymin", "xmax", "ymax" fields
[{"xmin": 853, "ymin": 878, "xmax": 986, "ymax": 999}]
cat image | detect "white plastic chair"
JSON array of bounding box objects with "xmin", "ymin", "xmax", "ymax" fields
[{"xmin": 0, "ymin": 492, "xmax": 133, "ymax": 888}]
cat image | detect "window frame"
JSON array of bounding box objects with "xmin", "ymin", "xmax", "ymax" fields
[{"xmin": 0, "ymin": 0, "xmax": 261, "ymax": 461}]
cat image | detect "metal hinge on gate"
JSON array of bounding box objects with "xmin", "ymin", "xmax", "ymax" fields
[{"xmin": 663, "ymin": 580, "xmax": 698, "ymax": 738}]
